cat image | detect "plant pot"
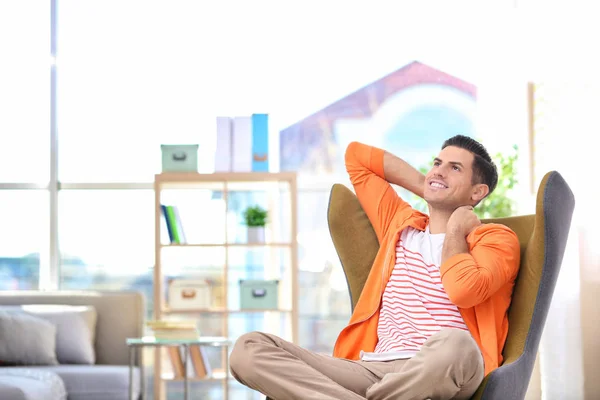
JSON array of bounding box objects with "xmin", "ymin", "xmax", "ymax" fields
[{"xmin": 247, "ymin": 226, "xmax": 265, "ymax": 243}]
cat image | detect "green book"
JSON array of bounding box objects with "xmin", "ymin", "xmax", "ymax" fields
[{"xmin": 166, "ymin": 205, "xmax": 180, "ymax": 244}]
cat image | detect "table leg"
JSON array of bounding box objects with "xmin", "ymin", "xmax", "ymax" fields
[
  {"xmin": 140, "ymin": 347, "xmax": 146, "ymax": 400},
  {"xmin": 224, "ymin": 345, "xmax": 229, "ymax": 400},
  {"xmin": 128, "ymin": 346, "xmax": 134, "ymax": 400},
  {"xmin": 183, "ymin": 344, "xmax": 189, "ymax": 400}
]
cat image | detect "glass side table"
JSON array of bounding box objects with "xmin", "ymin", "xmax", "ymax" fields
[{"xmin": 126, "ymin": 336, "xmax": 231, "ymax": 400}]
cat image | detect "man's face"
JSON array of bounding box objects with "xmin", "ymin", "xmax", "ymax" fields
[{"xmin": 423, "ymin": 146, "xmax": 482, "ymax": 211}]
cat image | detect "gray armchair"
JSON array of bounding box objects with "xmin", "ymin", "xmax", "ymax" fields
[{"xmin": 327, "ymin": 171, "xmax": 575, "ymax": 399}]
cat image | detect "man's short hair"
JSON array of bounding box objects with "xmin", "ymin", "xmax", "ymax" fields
[{"xmin": 442, "ymin": 135, "xmax": 498, "ymax": 195}]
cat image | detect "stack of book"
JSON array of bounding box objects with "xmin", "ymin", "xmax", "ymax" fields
[
  {"xmin": 147, "ymin": 320, "xmax": 199, "ymax": 340},
  {"xmin": 215, "ymin": 113, "xmax": 269, "ymax": 172},
  {"xmin": 147, "ymin": 320, "xmax": 212, "ymax": 378}
]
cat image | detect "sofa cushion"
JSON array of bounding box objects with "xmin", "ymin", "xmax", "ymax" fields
[
  {"xmin": 0, "ymin": 367, "xmax": 67, "ymax": 400},
  {"xmin": 0, "ymin": 311, "xmax": 59, "ymax": 365},
  {"xmin": 37, "ymin": 365, "xmax": 140, "ymax": 400},
  {"xmin": 0, "ymin": 304, "xmax": 97, "ymax": 365},
  {"xmin": 0, "ymin": 382, "xmax": 27, "ymax": 400}
]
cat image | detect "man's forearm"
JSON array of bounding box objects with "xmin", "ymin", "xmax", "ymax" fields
[
  {"xmin": 442, "ymin": 230, "xmax": 470, "ymax": 264},
  {"xmin": 383, "ymin": 151, "xmax": 426, "ymax": 198}
]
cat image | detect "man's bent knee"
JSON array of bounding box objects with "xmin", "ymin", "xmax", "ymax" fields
[
  {"xmin": 441, "ymin": 329, "xmax": 481, "ymax": 360},
  {"xmin": 229, "ymin": 331, "xmax": 265, "ymax": 378},
  {"xmin": 435, "ymin": 329, "xmax": 483, "ymax": 381}
]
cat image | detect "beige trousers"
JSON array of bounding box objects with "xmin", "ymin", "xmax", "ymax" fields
[{"xmin": 229, "ymin": 328, "xmax": 484, "ymax": 400}]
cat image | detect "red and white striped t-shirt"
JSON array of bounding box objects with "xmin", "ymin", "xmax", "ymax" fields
[{"xmin": 361, "ymin": 226, "xmax": 468, "ymax": 362}]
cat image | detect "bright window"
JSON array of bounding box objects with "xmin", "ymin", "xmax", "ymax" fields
[
  {"xmin": 0, "ymin": 190, "xmax": 48, "ymax": 290},
  {"xmin": 0, "ymin": 1, "xmax": 50, "ymax": 183},
  {"xmin": 58, "ymin": 190, "xmax": 154, "ymax": 302},
  {"xmin": 57, "ymin": 1, "xmax": 215, "ymax": 182}
]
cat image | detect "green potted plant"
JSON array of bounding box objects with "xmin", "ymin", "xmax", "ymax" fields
[{"xmin": 242, "ymin": 205, "xmax": 268, "ymax": 243}]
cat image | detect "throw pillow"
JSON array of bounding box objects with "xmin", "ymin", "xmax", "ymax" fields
[
  {"xmin": 0, "ymin": 310, "xmax": 59, "ymax": 365},
  {"xmin": 20, "ymin": 305, "xmax": 98, "ymax": 365},
  {"xmin": 0, "ymin": 305, "xmax": 98, "ymax": 365}
]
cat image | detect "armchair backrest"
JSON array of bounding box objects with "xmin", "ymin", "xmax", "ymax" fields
[
  {"xmin": 472, "ymin": 171, "xmax": 575, "ymax": 399},
  {"xmin": 327, "ymin": 183, "xmax": 379, "ymax": 312}
]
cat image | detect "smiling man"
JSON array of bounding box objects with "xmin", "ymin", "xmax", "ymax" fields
[{"xmin": 229, "ymin": 135, "xmax": 521, "ymax": 400}]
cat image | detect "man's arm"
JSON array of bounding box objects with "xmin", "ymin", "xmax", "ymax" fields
[
  {"xmin": 345, "ymin": 142, "xmax": 420, "ymax": 240},
  {"xmin": 441, "ymin": 231, "xmax": 470, "ymax": 264},
  {"xmin": 440, "ymin": 224, "xmax": 521, "ymax": 309},
  {"xmin": 383, "ymin": 151, "xmax": 426, "ymax": 199},
  {"xmin": 442, "ymin": 205, "xmax": 481, "ymax": 264}
]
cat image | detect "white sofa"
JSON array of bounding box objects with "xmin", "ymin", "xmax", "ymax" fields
[{"xmin": 0, "ymin": 291, "xmax": 145, "ymax": 400}]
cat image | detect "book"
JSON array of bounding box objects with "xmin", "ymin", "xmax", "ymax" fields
[
  {"xmin": 232, "ymin": 116, "xmax": 252, "ymax": 172},
  {"xmin": 173, "ymin": 206, "xmax": 186, "ymax": 244},
  {"xmin": 167, "ymin": 347, "xmax": 185, "ymax": 378},
  {"xmin": 147, "ymin": 319, "xmax": 197, "ymax": 330},
  {"xmin": 215, "ymin": 117, "xmax": 232, "ymax": 172},
  {"xmin": 160, "ymin": 205, "xmax": 174, "ymax": 243},
  {"xmin": 165, "ymin": 205, "xmax": 181, "ymax": 244},
  {"xmin": 152, "ymin": 329, "xmax": 199, "ymax": 340},
  {"xmin": 189, "ymin": 345, "xmax": 211, "ymax": 378},
  {"xmin": 251, "ymin": 113, "xmax": 269, "ymax": 172},
  {"xmin": 147, "ymin": 319, "xmax": 199, "ymax": 340}
]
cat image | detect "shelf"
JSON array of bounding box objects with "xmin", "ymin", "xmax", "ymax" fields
[
  {"xmin": 162, "ymin": 307, "xmax": 293, "ymax": 314},
  {"xmin": 227, "ymin": 309, "xmax": 293, "ymax": 313},
  {"xmin": 153, "ymin": 171, "xmax": 298, "ymax": 400},
  {"xmin": 160, "ymin": 242, "xmax": 293, "ymax": 248},
  {"xmin": 163, "ymin": 307, "xmax": 226, "ymax": 314},
  {"xmin": 155, "ymin": 172, "xmax": 296, "ymax": 188},
  {"xmin": 161, "ymin": 369, "xmax": 229, "ymax": 382}
]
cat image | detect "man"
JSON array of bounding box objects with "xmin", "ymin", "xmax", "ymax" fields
[{"xmin": 230, "ymin": 135, "xmax": 521, "ymax": 400}]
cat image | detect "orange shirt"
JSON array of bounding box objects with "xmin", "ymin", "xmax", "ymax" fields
[{"xmin": 333, "ymin": 142, "xmax": 521, "ymax": 376}]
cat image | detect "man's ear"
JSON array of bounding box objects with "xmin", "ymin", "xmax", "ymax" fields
[{"xmin": 471, "ymin": 184, "xmax": 489, "ymax": 203}]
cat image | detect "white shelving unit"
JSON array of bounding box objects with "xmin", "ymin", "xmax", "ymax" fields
[{"xmin": 153, "ymin": 172, "xmax": 298, "ymax": 400}]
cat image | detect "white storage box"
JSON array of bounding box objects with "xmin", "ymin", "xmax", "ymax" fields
[
  {"xmin": 168, "ymin": 279, "xmax": 212, "ymax": 310},
  {"xmin": 161, "ymin": 144, "xmax": 199, "ymax": 172}
]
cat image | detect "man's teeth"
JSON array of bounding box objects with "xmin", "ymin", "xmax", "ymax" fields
[{"xmin": 430, "ymin": 182, "xmax": 446, "ymax": 188}]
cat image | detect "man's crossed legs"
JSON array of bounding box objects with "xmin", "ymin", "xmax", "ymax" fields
[{"xmin": 230, "ymin": 328, "xmax": 484, "ymax": 400}]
